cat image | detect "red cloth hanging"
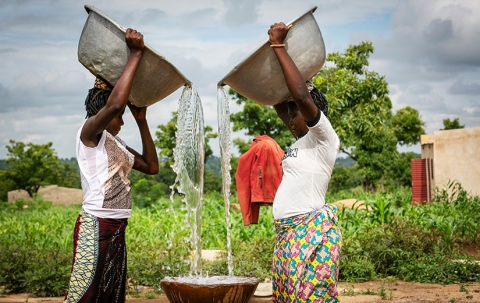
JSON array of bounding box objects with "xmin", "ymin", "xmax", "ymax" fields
[{"xmin": 235, "ymin": 135, "xmax": 284, "ymax": 225}]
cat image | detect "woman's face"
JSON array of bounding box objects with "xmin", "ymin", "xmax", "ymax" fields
[
  {"xmin": 287, "ymin": 102, "xmax": 309, "ymax": 139},
  {"xmin": 106, "ymin": 108, "xmax": 125, "ymax": 136}
]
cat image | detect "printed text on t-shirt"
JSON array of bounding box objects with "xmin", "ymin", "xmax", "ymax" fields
[{"xmin": 282, "ymin": 148, "xmax": 298, "ymax": 160}]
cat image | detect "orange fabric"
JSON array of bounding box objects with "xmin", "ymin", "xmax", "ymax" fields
[{"xmin": 235, "ymin": 135, "xmax": 284, "ymax": 225}]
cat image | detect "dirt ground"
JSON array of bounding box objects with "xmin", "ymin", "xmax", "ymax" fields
[{"xmin": 1, "ymin": 280, "xmax": 480, "ymax": 303}]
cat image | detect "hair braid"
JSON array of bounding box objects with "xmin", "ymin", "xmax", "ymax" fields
[
  {"xmin": 84, "ymin": 88, "xmax": 111, "ymax": 118},
  {"xmin": 309, "ymin": 85, "xmax": 329, "ymax": 118}
]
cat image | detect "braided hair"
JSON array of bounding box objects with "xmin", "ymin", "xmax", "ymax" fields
[
  {"xmin": 286, "ymin": 81, "xmax": 329, "ymax": 117},
  {"xmin": 309, "ymin": 84, "xmax": 328, "ymax": 118},
  {"xmin": 84, "ymin": 87, "xmax": 111, "ymax": 118}
]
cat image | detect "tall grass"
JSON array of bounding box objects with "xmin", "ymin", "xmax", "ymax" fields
[
  {"xmin": 333, "ymin": 184, "xmax": 480, "ymax": 283},
  {"xmin": 0, "ymin": 184, "xmax": 479, "ymax": 296}
]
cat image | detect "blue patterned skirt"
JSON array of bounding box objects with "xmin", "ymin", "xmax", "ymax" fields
[{"xmin": 64, "ymin": 211, "xmax": 128, "ymax": 303}]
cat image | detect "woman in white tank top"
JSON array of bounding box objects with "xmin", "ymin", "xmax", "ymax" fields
[
  {"xmin": 64, "ymin": 28, "xmax": 159, "ymax": 303},
  {"xmin": 268, "ymin": 22, "xmax": 342, "ymax": 303}
]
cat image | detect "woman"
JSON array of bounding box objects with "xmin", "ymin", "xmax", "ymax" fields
[
  {"xmin": 64, "ymin": 28, "xmax": 159, "ymax": 303},
  {"xmin": 268, "ymin": 22, "xmax": 342, "ymax": 302}
]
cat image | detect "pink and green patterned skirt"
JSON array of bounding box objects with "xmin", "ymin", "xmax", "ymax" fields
[{"xmin": 272, "ymin": 205, "xmax": 342, "ymax": 303}]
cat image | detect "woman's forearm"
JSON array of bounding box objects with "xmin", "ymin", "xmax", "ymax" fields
[
  {"xmin": 273, "ymin": 47, "xmax": 310, "ymax": 102},
  {"xmin": 135, "ymin": 118, "xmax": 159, "ymax": 174}
]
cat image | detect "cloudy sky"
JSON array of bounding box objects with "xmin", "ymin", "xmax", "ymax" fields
[{"xmin": 1, "ymin": 0, "xmax": 479, "ymax": 159}]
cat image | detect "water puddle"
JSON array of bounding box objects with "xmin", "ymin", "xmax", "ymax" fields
[{"xmin": 162, "ymin": 276, "xmax": 258, "ymax": 285}]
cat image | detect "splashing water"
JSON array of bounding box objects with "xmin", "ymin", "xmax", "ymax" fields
[
  {"xmin": 162, "ymin": 276, "xmax": 258, "ymax": 285},
  {"xmin": 171, "ymin": 84, "xmax": 205, "ymax": 276},
  {"xmin": 217, "ymin": 85, "xmax": 234, "ymax": 276}
]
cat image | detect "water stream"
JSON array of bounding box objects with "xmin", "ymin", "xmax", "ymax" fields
[
  {"xmin": 217, "ymin": 85, "xmax": 234, "ymax": 276},
  {"xmin": 168, "ymin": 84, "xmax": 234, "ymax": 278},
  {"xmin": 171, "ymin": 84, "xmax": 205, "ymax": 276}
]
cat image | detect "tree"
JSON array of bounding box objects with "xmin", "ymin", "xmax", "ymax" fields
[
  {"xmin": 385, "ymin": 152, "xmax": 419, "ymax": 189},
  {"xmin": 152, "ymin": 111, "xmax": 220, "ymax": 195},
  {"xmin": 0, "ymin": 171, "xmax": 16, "ymax": 201},
  {"xmin": 391, "ymin": 106, "xmax": 425, "ymax": 146},
  {"xmin": 3, "ymin": 140, "xmax": 78, "ymax": 197},
  {"xmin": 228, "ymin": 41, "xmax": 425, "ymax": 190},
  {"xmin": 228, "ymin": 89, "xmax": 294, "ymax": 153},
  {"xmin": 314, "ymin": 41, "xmax": 425, "ymax": 190},
  {"xmin": 441, "ymin": 118, "xmax": 464, "ymax": 130}
]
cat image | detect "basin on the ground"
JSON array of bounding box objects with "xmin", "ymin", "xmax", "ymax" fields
[{"xmin": 160, "ymin": 276, "xmax": 260, "ymax": 303}]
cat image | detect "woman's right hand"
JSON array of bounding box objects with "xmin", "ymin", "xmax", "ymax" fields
[
  {"xmin": 268, "ymin": 22, "xmax": 290, "ymax": 45},
  {"xmin": 125, "ymin": 28, "xmax": 144, "ymax": 54}
]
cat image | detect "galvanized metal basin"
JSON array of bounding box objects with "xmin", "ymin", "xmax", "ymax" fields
[
  {"xmin": 160, "ymin": 276, "xmax": 260, "ymax": 303},
  {"xmin": 218, "ymin": 6, "xmax": 325, "ymax": 106},
  {"xmin": 78, "ymin": 5, "xmax": 190, "ymax": 107}
]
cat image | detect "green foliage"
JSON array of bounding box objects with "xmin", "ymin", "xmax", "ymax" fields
[
  {"xmin": 334, "ymin": 156, "xmax": 355, "ymax": 168},
  {"xmin": 131, "ymin": 178, "xmax": 167, "ymax": 208},
  {"xmin": 58, "ymin": 158, "xmax": 81, "ymax": 189},
  {"xmin": 0, "ymin": 170, "xmax": 16, "ymax": 201},
  {"xmin": 155, "ymin": 112, "xmax": 178, "ymax": 166},
  {"xmin": 335, "ymin": 185, "xmax": 480, "ymax": 283},
  {"xmin": 385, "ymin": 152, "xmax": 419, "ymax": 189},
  {"xmin": 228, "ymin": 41, "xmax": 425, "ymax": 191},
  {"xmin": 0, "ymin": 159, "xmax": 9, "ymax": 170},
  {"xmin": 155, "ymin": 111, "xmax": 217, "ymax": 166},
  {"xmin": 203, "ymin": 170, "xmax": 222, "ymax": 193},
  {"xmin": 1, "ymin": 186, "xmax": 479, "ymax": 296},
  {"xmin": 129, "ymin": 157, "xmax": 223, "ymax": 206},
  {"xmin": 3, "ymin": 140, "xmax": 79, "ymax": 197},
  {"xmin": 329, "ymin": 166, "xmax": 362, "ymax": 193},
  {"xmin": 126, "ymin": 200, "xmax": 192, "ymax": 286},
  {"xmin": 339, "ymin": 255, "xmax": 376, "ymax": 282},
  {"xmin": 314, "ymin": 41, "xmax": 425, "ymax": 190},
  {"xmin": 205, "ymin": 155, "xmax": 221, "ymax": 176},
  {"xmin": 0, "ymin": 197, "xmax": 76, "ymax": 296},
  {"xmin": 391, "ymin": 106, "xmax": 425, "ymax": 146},
  {"xmin": 228, "ymin": 88, "xmax": 294, "ymax": 152},
  {"xmin": 441, "ymin": 117, "xmax": 464, "ymax": 130}
]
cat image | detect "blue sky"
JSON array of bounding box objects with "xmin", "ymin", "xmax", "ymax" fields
[{"xmin": 0, "ymin": 0, "xmax": 479, "ymax": 159}]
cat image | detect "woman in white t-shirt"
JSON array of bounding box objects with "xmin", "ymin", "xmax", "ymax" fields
[
  {"xmin": 64, "ymin": 28, "xmax": 159, "ymax": 303},
  {"xmin": 268, "ymin": 22, "xmax": 342, "ymax": 303}
]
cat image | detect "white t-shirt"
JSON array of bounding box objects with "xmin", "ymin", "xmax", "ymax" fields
[
  {"xmin": 273, "ymin": 111, "xmax": 340, "ymax": 220},
  {"xmin": 76, "ymin": 122, "xmax": 135, "ymax": 219}
]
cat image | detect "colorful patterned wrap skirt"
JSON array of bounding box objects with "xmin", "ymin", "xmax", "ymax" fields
[
  {"xmin": 272, "ymin": 205, "xmax": 342, "ymax": 303},
  {"xmin": 64, "ymin": 211, "xmax": 128, "ymax": 303}
]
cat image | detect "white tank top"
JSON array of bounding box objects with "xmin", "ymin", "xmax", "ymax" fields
[
  {"xmin": 76, "ymin": 122, "xmax": 134, "ymax": 219},
  {"xmin": 273, "ymin": 112, "xmax": 340, "ymax": 220}
]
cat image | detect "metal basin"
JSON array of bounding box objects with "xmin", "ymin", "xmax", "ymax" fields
[
  {"xmin": 160, "ymin": 276, "xmax": 260, "ymax": 303},
  {"xmin": 218, "ymin": 6, "xmax": 325, "ymax": 106},
  {"xmin": 78, "ymin": 5, "xmax": 190, "ymax": 107}
]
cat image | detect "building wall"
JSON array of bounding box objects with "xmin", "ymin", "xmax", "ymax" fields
[
  {"xmin": 8, "ymin": 185, "xmax": 83, "ymax": 205},
  {"xmin": 431, "ymin": 127, "xmax": 480, "ymax": 197},
  {"xmin": 420, "ymin": 134, "xmax": 435, "ymax": 201}
]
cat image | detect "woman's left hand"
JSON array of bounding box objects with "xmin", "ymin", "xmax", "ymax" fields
[{"xmin": 127, "ymin": 101, "xmax": 147, "ymax": 121}]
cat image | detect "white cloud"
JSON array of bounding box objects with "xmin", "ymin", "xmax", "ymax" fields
[{"xmin": 1, "ymin": 0, "xmax": 480, "ymax": 159}]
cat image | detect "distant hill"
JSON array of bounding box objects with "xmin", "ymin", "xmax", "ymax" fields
[
  {"xmin": 205, "ymin": 155, "xmax": 221, "ymax": 176},
  {"xmin": 60, "ymin": 157, "xmax": 79, "ymax": 170},
  {"xmin": 1, "ymin": 156, "xmax": 356, "ymax": 172},
  {"xmin": 0, "ymin": 160, "xmax": 7, "ymax": 170},
  {"xmin": 0, "ymin": 158, "xmax": 79, "ymax": 171},
  {"xmin": 334, "ymin": 156, "xmax": 355, "ymax": 167}
]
